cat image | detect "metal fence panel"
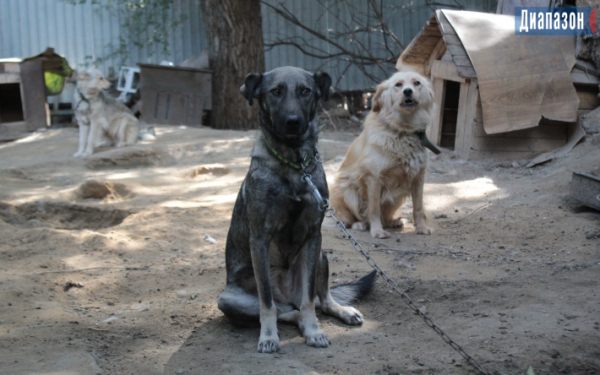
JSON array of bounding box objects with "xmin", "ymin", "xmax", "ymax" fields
[{"xmin": 0, "ymin": 0, "xmax": 497, "ymax": 102}]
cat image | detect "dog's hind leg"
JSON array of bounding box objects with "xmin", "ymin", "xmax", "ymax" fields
[
  {"xmin": 316, "ymin": 253, "xmax": 367, "ymax": 325},
  {"xmin": 411, "ymin": 170, "xmax": 432, "ymax": 235},
  {"xmin": 331, "ymin": 185, "xmax": 366, "ymax": 230},
  {"xmin": 217, "ymin": 284, "xmax": 261, "ymax": 327},
  {"xmin": 365, "ymin": 176, "xmax": 390, "ymax": 238},
  {"xmin": 382, "ymin": 198, "xmax": 405, "ymax": 229},
  {"xmin": 123, "ymin": 120, "xmax": 140, "ymax": 146},
  {"xmin": 114, "ymin": 120, "xmax": 132, "ymax": 147}
]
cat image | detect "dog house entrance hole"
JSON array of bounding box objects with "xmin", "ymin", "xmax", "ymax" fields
[
  {"xmin": 440, "ymin": 80, "xmax": 460, "ymax": 149},
  {"xmin": 0, "ymin": 83, "xmax": 25, "ymax": 123}
]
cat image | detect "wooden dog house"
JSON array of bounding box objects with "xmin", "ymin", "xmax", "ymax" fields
[
  {"xmin": 138, "ymin": 64, "xmax": 212, "ymax": 127},
  {"xmin": 398, "ymin": 10, "xmax": 596, "ymax": 160},
  {"xmin": 0, "ymin": 59, "xmax": 49, "ymax": 137}
]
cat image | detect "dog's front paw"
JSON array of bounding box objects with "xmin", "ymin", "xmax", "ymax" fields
[
  {"xmin": 415, "ymin": 225, "xmax": 433, "ymax": 235},
  {"xmin": 371, "ymin": 228, "xmax": 390, "ymax": 239},
  {"xmin": 338, "ymin": 306, "xmax": 364, "ymax": 325},
  {"xmin": 305, "ymin": 329, "xmax": 330, "ymax": 348},
  {"xmin": 73, "ymin": 151, "xmax": 83, "ymax": 158},
  {"xmin": 351, "ymin": 222, "xmax": 367, "ymax": 231},
  {"xmin": 257, "ymin": 337, "xmax": 280, "ymax": 353}
]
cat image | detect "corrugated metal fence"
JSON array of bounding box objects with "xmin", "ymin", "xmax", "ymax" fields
[{"xmin": 0, "ymin": 0, "xmax": 496, "ymax": 102}]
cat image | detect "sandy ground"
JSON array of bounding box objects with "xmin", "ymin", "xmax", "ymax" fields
[{"xmin": 0, "ymin": 126, "xmax": 598, "ymax": 375}]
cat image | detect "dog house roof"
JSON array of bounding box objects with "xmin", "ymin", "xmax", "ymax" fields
[{"xmin": 399, "ymin": 10, "xmax": 580, "ymax": 135}]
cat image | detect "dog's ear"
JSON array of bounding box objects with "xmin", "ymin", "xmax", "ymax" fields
[
  {"xmin": 313, "ymin": 71, "xmax": 332, "ymax": 102},
  {"xmin": 75, "ymin": 71, "xmax": 91, "ymax": 81},
  {"xmin": 371, "ymin": 82, "xmax": 387, "ymax": 113},
  {"xmin": 426, "ymin": 79, "xmax": 435, "ymax": 102},
  {"xmin": 240, "ymin": 73, "xmax": 263, "ymax": 106}
]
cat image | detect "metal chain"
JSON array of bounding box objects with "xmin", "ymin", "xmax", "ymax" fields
[{"xmin": 324, "ymin": 207, "xmax": 493, "ymax": 375}]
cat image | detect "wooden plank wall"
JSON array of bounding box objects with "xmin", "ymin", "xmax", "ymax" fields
[{"xmin": 468, "ymin": 94, "xmax": 570, "ymax": 160}]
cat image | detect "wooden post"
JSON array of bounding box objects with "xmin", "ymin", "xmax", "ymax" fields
[
  {"xmin": 454, "ymin": 79, "xmax": 478, "ymax": 159},
  {"xmin": 429, "ymin": 78, "xmax": 446, "ymax": 146}
]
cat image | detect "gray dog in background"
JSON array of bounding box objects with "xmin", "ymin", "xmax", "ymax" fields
[{"xmin": 217, "ymin": 67, "xmax": 376, "ymax": 353}]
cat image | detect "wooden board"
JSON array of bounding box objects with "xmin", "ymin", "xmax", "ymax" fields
[
  {"xmin": 452, "ymin": 56, "xmax": 473, "ymax": 67},
  {"xmin": 469, "ymin": 150, "xmax": 545, "ymax": 160},
  {"xmin": 572, "ymin": 69, "xmax": 600, "ymax": 85},
  {"xmin": 471, "ymin": 137, "xmax": 566, "ymax": 152},
  {"xmin": 431, "ymin": 60, "xmax": 466, "ymax": 83},
  {"xmin": 428, "ymin": 78, "xmax": 446, "ymax": 146},
  {"xmin": 445, "ymin": 44, "xmax": 469, "ymax": 57},
  {"xmin": 399, "ymin": 13, "xmax": 443, "ymax": 67},
  {"xmin": 443, "ymin": 34, "xmax": 462, "ymax": 46},
  {"xmin": 442, "ymin": 9, "xmax": 579, "ymax": 135},
  {"xmin": 472, "ymin": 118, "xmax": 568, "ymax": 139},
  {"xmin": 18, "ymin": 60, "xmax": 49, "ymax": 132},
  {"xmin": 576, "ymin": 87, "xmax": 600, "ymax": 110},
  {"xmin": 436, "ymin": 11, "xmax": 457, "ymax": 35},
  {"xmin": 0, "ymin": 121, "xmax": 28, "ymax": 134},
  {"xmin": 454, "ymin": 79, "xmax": 479, "ymax": 158},
  {"xmin": 425, "ymin": 39, "xmax": 447, "ymax": 77},
  {"xmin": 453, "ymin": 81, "xmax": 470, "ymax": 156},
  {"xmin": 436, "ymin": 10, "xmax": 476, "ymax": 79},
  {"xmin": 0, "ymin": 73, "xmax": 20, "ymax": 84},
  {"xmin": 456, "ymin": 66, "xmax": 477, "ymax": 78}
]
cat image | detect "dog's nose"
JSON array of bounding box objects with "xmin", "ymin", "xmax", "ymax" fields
[
  {"xmin": 403, "ymin": 88, "xmax": 413, "ymax": 97},
  {"xmin": 286, "ymin": 115, "xmax": 301, "ymax": 127}
]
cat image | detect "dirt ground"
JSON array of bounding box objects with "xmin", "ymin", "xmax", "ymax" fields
[{"xmin": 0, "ymin": 125, "xmax": 598, "ymax": 375}]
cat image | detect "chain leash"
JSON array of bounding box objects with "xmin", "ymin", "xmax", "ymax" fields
[
  {"xmin": 302, "ymin": 151, "xmax": 492, "ymax": 374},
  {"xmin": 324, "ymin": 207, "xmax": 493, "ymax": 375}
]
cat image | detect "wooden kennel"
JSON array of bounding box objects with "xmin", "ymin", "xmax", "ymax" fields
[
  {"xmin": 398, "ymin": 10, "xmax": 595, "ymax": 160},
  {"xmin": 0, "ymin": 59, "xmax": 49, "ymax": 137},
  {"xmin": 138, "ymin": 64, "xmax": 212, "ymax": 127}
]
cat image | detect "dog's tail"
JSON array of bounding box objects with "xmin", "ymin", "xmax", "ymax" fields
[
  {"xmin": 329, "ymin": 270, "xmax": 377, "ymax": 306},
  {"xmin": 139, "ymin": 126, "xmax": 156, "ymax": 142}
]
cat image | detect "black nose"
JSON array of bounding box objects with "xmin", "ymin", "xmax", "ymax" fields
[
  {"xmin": 286, "ymin": 115, "xmax": 300, "ymax": 126},
  {"xmin": 403, "ymin": 88, "xmax": 413, "ymax": 97}
]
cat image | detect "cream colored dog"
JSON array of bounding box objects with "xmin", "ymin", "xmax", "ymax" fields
[
  {"xmin": 330, "ymin": 71, "xmax": 435, "ymax": 238},
  {"xmin": 73, "ymin": 69, "xmax": 140, "ymax": 157}
]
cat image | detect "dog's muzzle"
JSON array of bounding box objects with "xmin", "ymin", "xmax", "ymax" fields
[
  {"xmin": 400, "ymin": 99, "xmax": 418, "ymax": 110},
  {"xmin": 283, "ymin": 115, "xmax": 308, "ymax": 135}
]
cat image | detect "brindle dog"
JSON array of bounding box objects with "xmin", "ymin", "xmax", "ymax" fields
[{"xmin": 217, "ymin": 67, "xmax": 376, "ymax": 353}]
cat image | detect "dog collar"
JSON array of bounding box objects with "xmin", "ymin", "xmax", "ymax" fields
[
  {"xmin": 262, "ymin": 138, "xmax": 318, "ymax": 170},
  {"xmin": 415, "ymin": 131, "xmax": 441, "ymax": 155},
  {"xmin": 75, "ymin": 90, "xmax": 90, "ymax": 111}
]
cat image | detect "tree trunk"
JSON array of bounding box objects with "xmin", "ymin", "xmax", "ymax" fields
[{"xmin": 201, "ymin": 0, "xmax": 265, "ymax": 130}]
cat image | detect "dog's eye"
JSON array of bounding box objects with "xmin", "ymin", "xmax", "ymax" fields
[
  {"xmin": 271, "ymin": 89, "xmax": 281, "ymax": 97},
  {"xmin": 301, "ymin": 88, "xmax": 311, "ymax": 96},
  {"xmin": 395, "ymin": 82, "xmax": 402, "ymax": 87},
  {"xmin": 414, "ymin": 81, "xmax": 421, "ymax": 86}
]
